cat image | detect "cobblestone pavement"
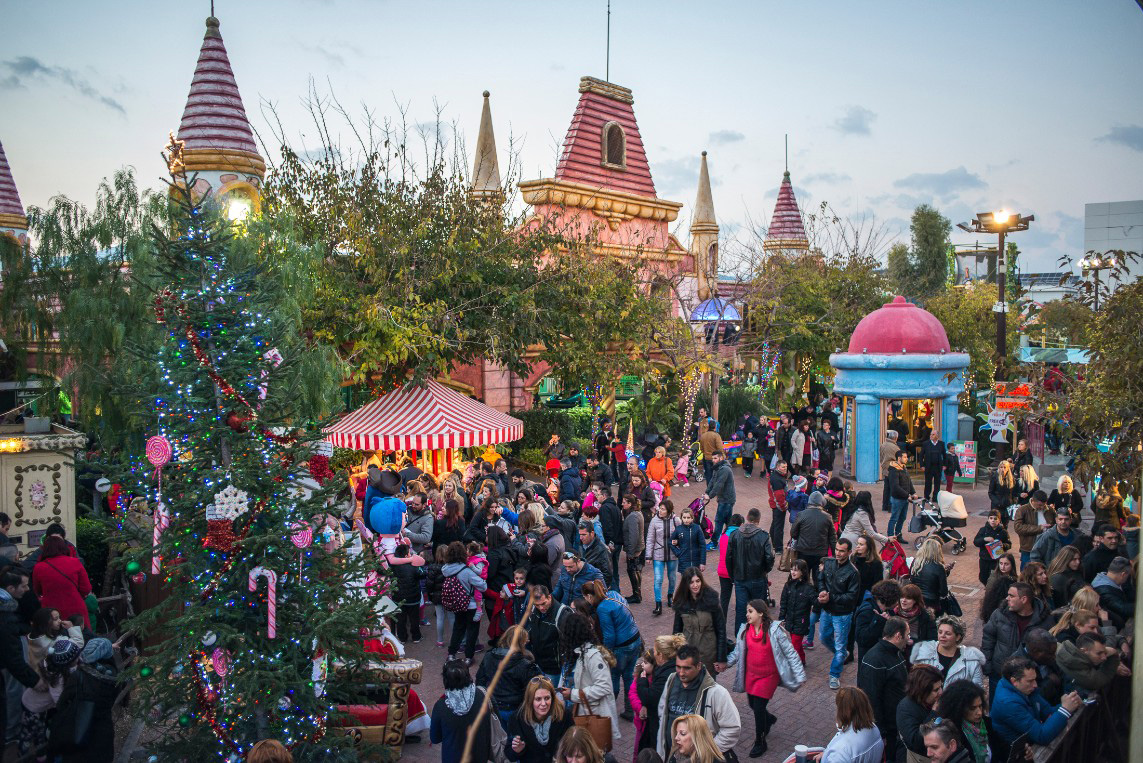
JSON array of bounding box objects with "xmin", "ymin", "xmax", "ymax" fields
[{"xmin": 395, "ymin": 467, "xmax": 997, "ymax": 762}]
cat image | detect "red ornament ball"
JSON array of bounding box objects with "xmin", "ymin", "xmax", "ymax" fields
[
  {"xmin": 225, "ymin": 412, "xmax": 251, "ymax": 433},
  {"xmin": 131, "ymin": 572, "xmax": 147, "ymax": 584}
]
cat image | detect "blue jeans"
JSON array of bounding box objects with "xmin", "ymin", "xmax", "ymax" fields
[
  {"xmin": 807, "ymin": 609, "xmax": 819, "ymax": 646},
  {"xmin": 820, "ymin": 612, "xmax": 853, "ymax": 678},
  {"xmin": 1020, "ymin": 551, "xmax": 1031, "ymax": 568},
  {"xmin": 653, "ymin": 560, "xmax": 678, "ymax": 603},
  {"xmin": 702, "ymin": 458, "xmax": 714, "ymax": 483},
  {"xmin": 888, "ymin": 497, "xmax": 908, "ymax": 537},
  {"xmin": 712, "ymin": 501, "xmax": 734, "ymax": 543},
  {"xmin": 734, "ymin": 580, "xmax": 769, "ymax": 635},
  {"xmin": 610, "ymin": 641, "xmax": 641, "ymax": 698}
]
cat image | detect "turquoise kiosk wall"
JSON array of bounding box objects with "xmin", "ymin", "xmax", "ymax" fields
[{"xmin": 829, "ymin": 296, "xmax": 970, "ymax": 484}]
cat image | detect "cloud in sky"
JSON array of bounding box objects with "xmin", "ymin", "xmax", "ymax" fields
[
  {"xmin": 0, "ymin": 56, "xmax": 125, "ymax": 115},
  {"xmin": 708, "ymin": 130, "xmax": 745, "ymax": 145},
  {"xmin": 1097, "ymin": 125, "xmax": 1143, "ymax": 152},
  {"xmin": 893, "ymin": 166, "xmax": 986, "ymax": 200},
  {"xmin": 802, "ymin": 171, "xmax": 851, "ymax": 185},
  {"xmin": 833, "ymin": 105, "xmax": 876, "ymax": 136}
]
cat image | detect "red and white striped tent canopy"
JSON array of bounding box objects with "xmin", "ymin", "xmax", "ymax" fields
[{"xmin": 324, "ymin": 380, "xmax": 524, "ymax": 451}]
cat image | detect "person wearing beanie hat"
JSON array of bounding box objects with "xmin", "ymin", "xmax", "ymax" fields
[
  {"xmin": 20, "ymin": 638, "xmax": 81, "ymax": 757},
  {"xmin": 48, "ymin": 637, "xmax": 119, "ymax": 760},
  {"xmin": 790, "ymin": 489, "xmax": 836, "ymax": 590},
  {"xmin": 80, "ymin": 637, "xmax": 113, "ymax": 665}
]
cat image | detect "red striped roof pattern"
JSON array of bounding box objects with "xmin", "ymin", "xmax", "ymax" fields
[
  {"xmin": 766, "ymin": 170, "xmax": 808, "ymax": 244},
  {"xmin": 0, "ymin": 140, "xmax": 25, "ymax": 218},
  {"xmin": 555, "ymin": 91, "xmax": 657, "ymax": 198},
  {"xmin": 324, "ymin": 380, "xmax": 524, "ymax": 451},
  {"xmin": 177, "ymin": 17, "xmax": 260, "ymax": 156}
]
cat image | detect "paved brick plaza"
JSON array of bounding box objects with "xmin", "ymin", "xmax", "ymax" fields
[{"xmin": 397, "ymin": 468, "xmax": 1000, "ymax": 762}]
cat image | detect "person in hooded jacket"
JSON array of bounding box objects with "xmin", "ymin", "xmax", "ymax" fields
[
  {"xmin": 777, "ymin": 559, "xmax": 816, "ymax": 662},
  {"xmin": 582, "ymin": 579, "xmax": 642, "ymax": 721},
  {"xmin": 910, "ymin": 615, "xmax": 985, "ymax": 688},
  {"xmin": 672, "ymin": 568, "xmax": 728, "ymax": 676},
  {"xmin": 441, "ymin": 541, "xmax": 489, "ymax": 662},
  {"xmin": 647, "ymin": 501, "xmax": 681, "ymax": 616},
  {"xmin": 1092, "ymin": 556, "xmax": 1134, "ymax": 628},
  {"xmin": 475, "ymin": 625, "xmax": 543, "ymax": 728},
  {"xmin": 592, "ymin": 483, "xmax": 624, "ymax": 592},
  {"xmin": 670, "ymin": 508, "xmax": 708, "ymax": 574},
  {"xmin": 558, "ymin": 459, "xmax": 583, "ymax": 503},
  {"xmin": 622, "ymin": 494, "xmax": 646, "ymax": 604},
  {"xmin": 725, "ymin": 508, "xmax": 775, "ymax": 634}
]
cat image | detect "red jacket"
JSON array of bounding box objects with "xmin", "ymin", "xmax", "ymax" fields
[{"xmin": 33, "ymin": 555, "xmax": 92, "ymax": 629}]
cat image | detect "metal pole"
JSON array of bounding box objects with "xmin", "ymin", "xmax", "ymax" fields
[
  {"xmin": 995, "ymin": 229, "xmax": 1007, "ymax": 381},
  {"xmin": 605, "ymin": 0, "xmax": 610, "ymax": 82},
  {"xmin": 1093, "ymin": 268, "xmax": 1100, "ymax": 312}
]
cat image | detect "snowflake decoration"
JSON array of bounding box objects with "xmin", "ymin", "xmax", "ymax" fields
[{"xmin": 210, "ymin": 484, "xmax": 250, "ymax": 521}]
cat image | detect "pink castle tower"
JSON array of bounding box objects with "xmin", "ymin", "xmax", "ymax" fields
[
  {"xmin": 0, "ymin": 139, "xmax": 28, "ymax": 246},
  {"xmin": 173, "ymin": 15, "xmax": 265, "ymax": 218},
  {"xmin": 763, "ymin": 170, "xmax": 809, "ymax": 255}
]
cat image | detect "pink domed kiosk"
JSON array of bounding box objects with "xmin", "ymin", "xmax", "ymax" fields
[{"xmin": 829, "ymin": 297, "xmax": 969, "ymax": 483}]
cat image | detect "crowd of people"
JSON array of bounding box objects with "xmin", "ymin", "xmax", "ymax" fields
[
  {"xmin": 353, "ymin": 405, "xmax": 1136, "ymax": 763},
  {"xmin": 0, "ymin": 516, "xmax": 123, "ymax": 762}
]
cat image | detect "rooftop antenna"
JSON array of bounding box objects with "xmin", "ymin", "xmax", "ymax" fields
[
  {"xmin": 606, "ymin": 0, "xmax": 611, "ymax": 82},
  {"xmin": 784, "ymin": 134, "xmax": 788, "ymax": 172},
  {"xmin": 211, "ymin": 0, "xmax": 215, "ymax": 15}
]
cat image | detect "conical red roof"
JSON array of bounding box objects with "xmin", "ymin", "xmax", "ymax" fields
[
  {"xmin": 554, "ymin": 78, "xmax": 657, "ymax": 198},
  {"xmin": 177, "ymin": 17, "xmax": 260, "ymax": 156},
  {"xmin": 765, "ymin": 170, "xmax": 808, "ymax": 248},
  {"xmin": 0, "ymin": 139, "xmax": 26, "ymax": 220}
]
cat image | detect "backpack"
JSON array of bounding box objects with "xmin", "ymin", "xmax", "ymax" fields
[{"xmin": 441, "ymin": 573, "xmax": 470, "ymax": 613}]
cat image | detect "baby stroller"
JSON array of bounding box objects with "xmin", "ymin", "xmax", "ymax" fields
[
  {"xmin": 687, "ymin": 497, "xmax": 715, "ymax": 541},
  {"xmin": 910, "ymin": 491, "xmax": 968, "ymax": 554},
  {"xmin": 675, "ymin": 452, "xmax": 690, "ymax": 487}
]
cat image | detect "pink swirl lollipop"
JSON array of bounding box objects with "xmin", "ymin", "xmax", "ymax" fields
[
  {"xmin": 145, "ymin": 436, "xmax": 173, "ymax": 467},
  {"xmin": 211, "ymin": 647, "xmax": 229, "ymax": 678},
  {"xmin": 290, "ymin": 523, "xmax": 313, "ymax": 549}
]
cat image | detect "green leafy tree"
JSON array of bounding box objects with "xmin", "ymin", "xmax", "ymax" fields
[
  {"xmin": 115, "ymin": 180, "xmax": 377, "ymax": 761},
  {"xmin": 925, "ymin": 282, "xmax": 1019, "ymax": 394},
  {"xmin": 909, "ymin": 204, "xmax": 952, "ymax": 298},
  {"xmin": 886, "ymin": 242, "xmax": 913, "ymax": 296}
]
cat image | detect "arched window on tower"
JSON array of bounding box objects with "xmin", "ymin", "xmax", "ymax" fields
[{"xmin": 601, "ymin": 121, "xmax": 626, "ymax": 169}]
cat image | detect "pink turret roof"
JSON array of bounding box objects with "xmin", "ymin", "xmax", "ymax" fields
[
  {"xmin": 554, "ymin": 78, "xmax": 657, "ymax": 198},
  {"xmin": 0, "ymin": 139, "xmax": 26, "ymax": 220},
  {"xmin": 765, "ymin": 170, "xmax": 808, "ymax": 248},
  {"xmin": 176, "ymin": 16, "xmax": 260, "ymax": 156}
]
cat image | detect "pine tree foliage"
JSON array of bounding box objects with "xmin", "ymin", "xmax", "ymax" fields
[{"xmin": 112, "ymin": 180, "xmax": 381, "ymax": 762}]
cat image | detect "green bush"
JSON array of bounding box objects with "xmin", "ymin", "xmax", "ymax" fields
[
  {"xmin": 695, "ymin": 384, "xmax": 763, "ymax": 436},
  {"xmin": 514, "ymin": 407, "xmax": 596, "ymax": 450},
  {"xmin": 517, "ymin": 447, "xmax": 546, "ymax": 467},
  {"xmin": 75, "ymin": 517, "xmax": 109, "ymax": 593}
]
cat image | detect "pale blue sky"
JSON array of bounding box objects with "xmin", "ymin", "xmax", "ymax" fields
[{"xmin": 3, "ymin": 1, "xmax": 1142, "ymax": 272}]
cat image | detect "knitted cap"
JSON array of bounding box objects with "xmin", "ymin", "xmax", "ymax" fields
[
  {"xmin": 47, "ymin": 638, "xmax": 81, "ymax": 667},
  {"xmin": 808, "ymin": 492, "xmax": 826, "ymax": 508}
]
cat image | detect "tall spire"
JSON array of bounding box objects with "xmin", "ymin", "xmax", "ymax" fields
[
  {"xmin": 470, "ymin": 90, "xmax": 502, "ymax": 200},
  {"xmin": 175, "ymin": 15, "xmax": 265, "ymax": 182},
  {"xmin": 691, "ymin": 151, "xmax": 719, "ymax": 301},
  {"xmin": 0, "ymin": 139, "xmax": 28, "ymax": 237},
  {"xmin": 764, "ymin": 169, "xmax": 808, "ymax": 254}
]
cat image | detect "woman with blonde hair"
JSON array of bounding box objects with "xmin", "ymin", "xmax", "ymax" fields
[
  {"xmin": 506, "ymin": 675, "xmax": 573, "ymax": 763},
  {"xmin": 635, "ymin": 633, "xmax": 687, "ymax": 753},
  {"xmin": 1016, "ymin": 464, "xmax": 1039, "ymax": 506},
  {"xmin": 1047, "ymin": 474, "xmax": 1083, "ymax": 518},
  {"xmin": 1019, "ymin": 561, "xmax": 1053, "ymax": 610},
  {"xmin": 1046, "ymin": 546, "xmax": 1085, "ymax": 608},
  {"xmin": 555, "ymin": 726, "xmax": 605, "ymax": 763},
  {"xmin": 1069, "ymin": 585, "xmax": 1102, "ymax": 615},
  {"xmin": 989, "ymin": 460, "xmax": 1016, "ymax": 526},
  {"xmin": 646, "ymin": 446, "xmax": 676, "ymax": 499},
  {"xmin": 910, "ymin": 537, "xmax": 950, "ymax": 614},
  {"xmin": 668, "ymin": 714, "xmax": 724, "ymax": 763}
]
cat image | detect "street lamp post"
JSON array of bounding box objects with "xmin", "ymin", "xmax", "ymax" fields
[
  {"xmin": 957, "ymin": 211, "xmax": 1034, "ymax": 382},
  {"xmin": 1078, "ymin": 250, "xmax": 1117, "ymax": 311}
]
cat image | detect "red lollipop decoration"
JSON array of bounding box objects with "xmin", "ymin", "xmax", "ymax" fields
[
  {"xmin": 146, "ymin": 436, "xmax": 173, "ymax": 574},
  {"xmin": 290, "ymin": 522, "xmax": 313, "ymax": 577}
]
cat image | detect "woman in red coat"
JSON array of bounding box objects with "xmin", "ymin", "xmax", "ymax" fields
[{"xmin": 33, "ymin": 536, "xmax": 92, "ymax": 629}]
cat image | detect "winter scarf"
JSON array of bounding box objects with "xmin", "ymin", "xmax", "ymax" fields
[{"xmin": 445, "ymin": 684, "xmax": 477, "ymax": 715}]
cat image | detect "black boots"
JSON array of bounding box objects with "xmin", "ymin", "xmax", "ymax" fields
[
  {"xmin": 749, "ymin": 735, "xmax": 767, "ymax": 758},
  {"xmin": 653, "ymin": 602, "xmax": 662, "ymax": 616},
  {"xmin": 625, "ymin": 594, "xmax": 642, "ymax": 604}
]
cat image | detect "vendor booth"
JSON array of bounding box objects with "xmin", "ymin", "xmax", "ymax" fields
[
  {"xmin": 0, "ymin": 423, "xmax": 86, "ymax": 552},
  {"xmin": 324, "ymin": 379, "xmax": 524, "ymax": 481},
  {"xmin": 829, "ymin": 297, "xmax": 970, "ymax": 484}
]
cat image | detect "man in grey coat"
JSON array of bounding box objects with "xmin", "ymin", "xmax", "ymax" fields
[
  {"xmin": 400, "ymin": 493, "xmax": 434, "ymax": 556},
  {"xmin": 982, "ymin": 581, "xmax": 1056, "ymax": 701},
  {"xmin": 790, "ymin": 491, "xmax": 836, "ymax": 588},
  {"xmin": 621, "ymin": 499, "xmax": 645, "ymax": 604},
  {"xmin": 703, "ymin": 451, "xmax": 737, "ymax": 548},
  {"xmin": 1029, "ymin": 509, "xmax": 1086, "ymax": 567}
]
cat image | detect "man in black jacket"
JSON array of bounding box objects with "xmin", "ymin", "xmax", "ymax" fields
[
  {"xmin": 857, "ymin": 615, "xmax": 908, "ymax": 751},
  {"xmin": 0, "ymin": 568, "xmax": 43, "ymax": 751},
  {"xmin": 586, "ymin": 455, "xmax": 615, "ymax": 491},
  {"xmin": 592, "ymin": 482, "xmax": 624, "ymax": 591},
  {"xmin": 725, "ymin": 508, "xmax": 775, "ymax": 633},
  {"xmin": 854, "ymin": 579, "xmax": 903, "ymax": 657},
  {"xmin": 1082, "ymin": 525, "xmax": 1121, "ymax": 582},
  {"xmin": 577, "ymin": 521, "xmax": 614, "ymax": 590},
  {"xmin": 918, "ymin": 429, "xmax": 946, "ymax": 502},
  {"xmin": 775, "ymin": 414, "xmax": 794, "ymax": 466},
  {"xmin": 525, "ymin": 586, "xmax": 570, "ymax": 684},
  {"xmin": 818, "ymin": 538, "xmax": 861, "ymax": 689}
]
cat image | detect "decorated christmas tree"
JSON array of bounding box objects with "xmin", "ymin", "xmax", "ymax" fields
[{"xmin": 112, "ymin": 160, "xmax": 383, "ymax": 761}]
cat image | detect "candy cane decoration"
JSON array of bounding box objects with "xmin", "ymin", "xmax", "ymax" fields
[
  {"xmin": 145, "ymin": 436, "xmax": 172, "ymax": 574},
  {"xmin": 248, "ymin": 566, "xmax": 278, "ymax": 639}
]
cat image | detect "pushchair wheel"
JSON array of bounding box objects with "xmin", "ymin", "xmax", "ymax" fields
[
  {"xmin": 913, "ymin": 535, "xmax": 926, "ymax": 551},
  {"xmin": 950, "ymin": 542, "xmax": 961, "ymax": 556}
]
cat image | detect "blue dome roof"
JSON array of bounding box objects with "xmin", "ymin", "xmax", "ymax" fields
[{"xmin": 690, "ymin": 298, "xmax": 741, "ymax": 322}]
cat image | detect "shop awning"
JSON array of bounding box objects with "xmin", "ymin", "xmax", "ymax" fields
[{"xmin": 324, "ymin": 380, "xmax": 524, "ymax": 451}]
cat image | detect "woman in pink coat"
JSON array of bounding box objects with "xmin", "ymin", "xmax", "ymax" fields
[{"xmin": 33, "ymin": 536, "xmax": 92, "ymax": 629}]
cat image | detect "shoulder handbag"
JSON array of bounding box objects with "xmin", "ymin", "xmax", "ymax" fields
[
  {"xmin": 778, "ymin": 540, "xmax": 797, "ymax": 573},
  {"xmin": 488, "ymin": 705, "xmax": 511, "ymax": 763},
  {"xmin": 942, "ymin": 591, "xmax": 963, "ymax": 617},
  {"xmin": 574, "ymin": 689, "xmax": 613, "ymax": 752}
]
